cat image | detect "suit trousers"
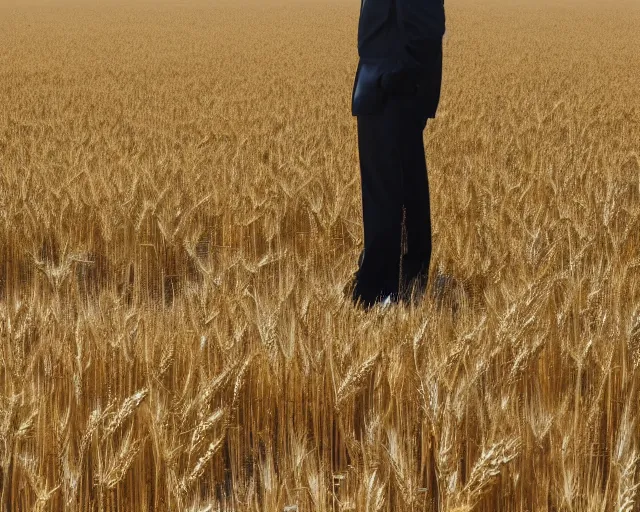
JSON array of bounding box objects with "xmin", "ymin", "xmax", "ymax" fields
[{"xmin": 352, "ymin": 92, "xmax": 432, "ymax": 307}]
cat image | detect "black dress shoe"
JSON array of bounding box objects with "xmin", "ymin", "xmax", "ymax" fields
[{"xmin": 345, "ymin": 277, "xmax": 398, "ymax": 311}]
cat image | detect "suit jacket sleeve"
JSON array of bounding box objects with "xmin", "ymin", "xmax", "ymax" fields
[{"xmin": 395, "ymin": 0, "xmax": 445, "ymax": 67}]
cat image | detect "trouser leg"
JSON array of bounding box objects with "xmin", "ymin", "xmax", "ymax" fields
[
  {"xmin": 400, "ymin": 117, "xmax": 432, "ymax": 295},
  {"xmin": 353, "ymin": 103, "xmax": 404, "ymax": 306},
  {"xmin": 352, "ymin": 94, "xmax": 432, "ymax": 307}
]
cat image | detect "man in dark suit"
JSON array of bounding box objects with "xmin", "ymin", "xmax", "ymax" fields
[{"xmin": 348, "ymin": 0, "xmax": 445, "ymax": 308}]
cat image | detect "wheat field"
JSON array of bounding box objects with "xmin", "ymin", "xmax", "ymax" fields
[{"xmin": 1, "ymin": 0, "xmax": 640, "ymax": 510}]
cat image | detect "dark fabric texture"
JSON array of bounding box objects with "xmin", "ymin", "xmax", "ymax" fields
[
  {"xmin": 350, "ymin": 0, "xmax": 444, "ymax": 308},
  {"xmin": 357, "ymin": 0, "xmax": 445, "ymax": 60},
  {"xmin": 352, "ymin": 0, "xmax": 445, "ymax": 118},
  {"xmin": 352, "ymin": 60, "xmax": 389, "ymax": 116},
  {"xmin": 351, "ymin": 93, "xmax": 432, "ymax": 308}
]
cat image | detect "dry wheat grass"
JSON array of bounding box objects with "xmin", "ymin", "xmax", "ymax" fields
[{"xmin": 1, "ymin": 0, "xmax": 640, "ymax": 510}]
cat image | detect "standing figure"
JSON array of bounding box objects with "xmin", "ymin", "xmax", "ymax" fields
[{"xmin": 349, "ymin": 0, "xmax": 445, "ymax": 308}]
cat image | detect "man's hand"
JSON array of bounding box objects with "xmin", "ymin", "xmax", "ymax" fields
[{"xmin": 378, "ymin": 69, "xmax": 421, "ymax": 96}]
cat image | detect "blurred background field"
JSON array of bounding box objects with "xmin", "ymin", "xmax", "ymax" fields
[{"xmin": 1, "ymin": 0, "xmax": 640, "ymax": 510}]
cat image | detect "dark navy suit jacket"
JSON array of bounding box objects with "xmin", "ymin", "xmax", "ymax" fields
[{"xmin": 352, "ymin": 0, "xmax": 445, "ymax": 117}]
